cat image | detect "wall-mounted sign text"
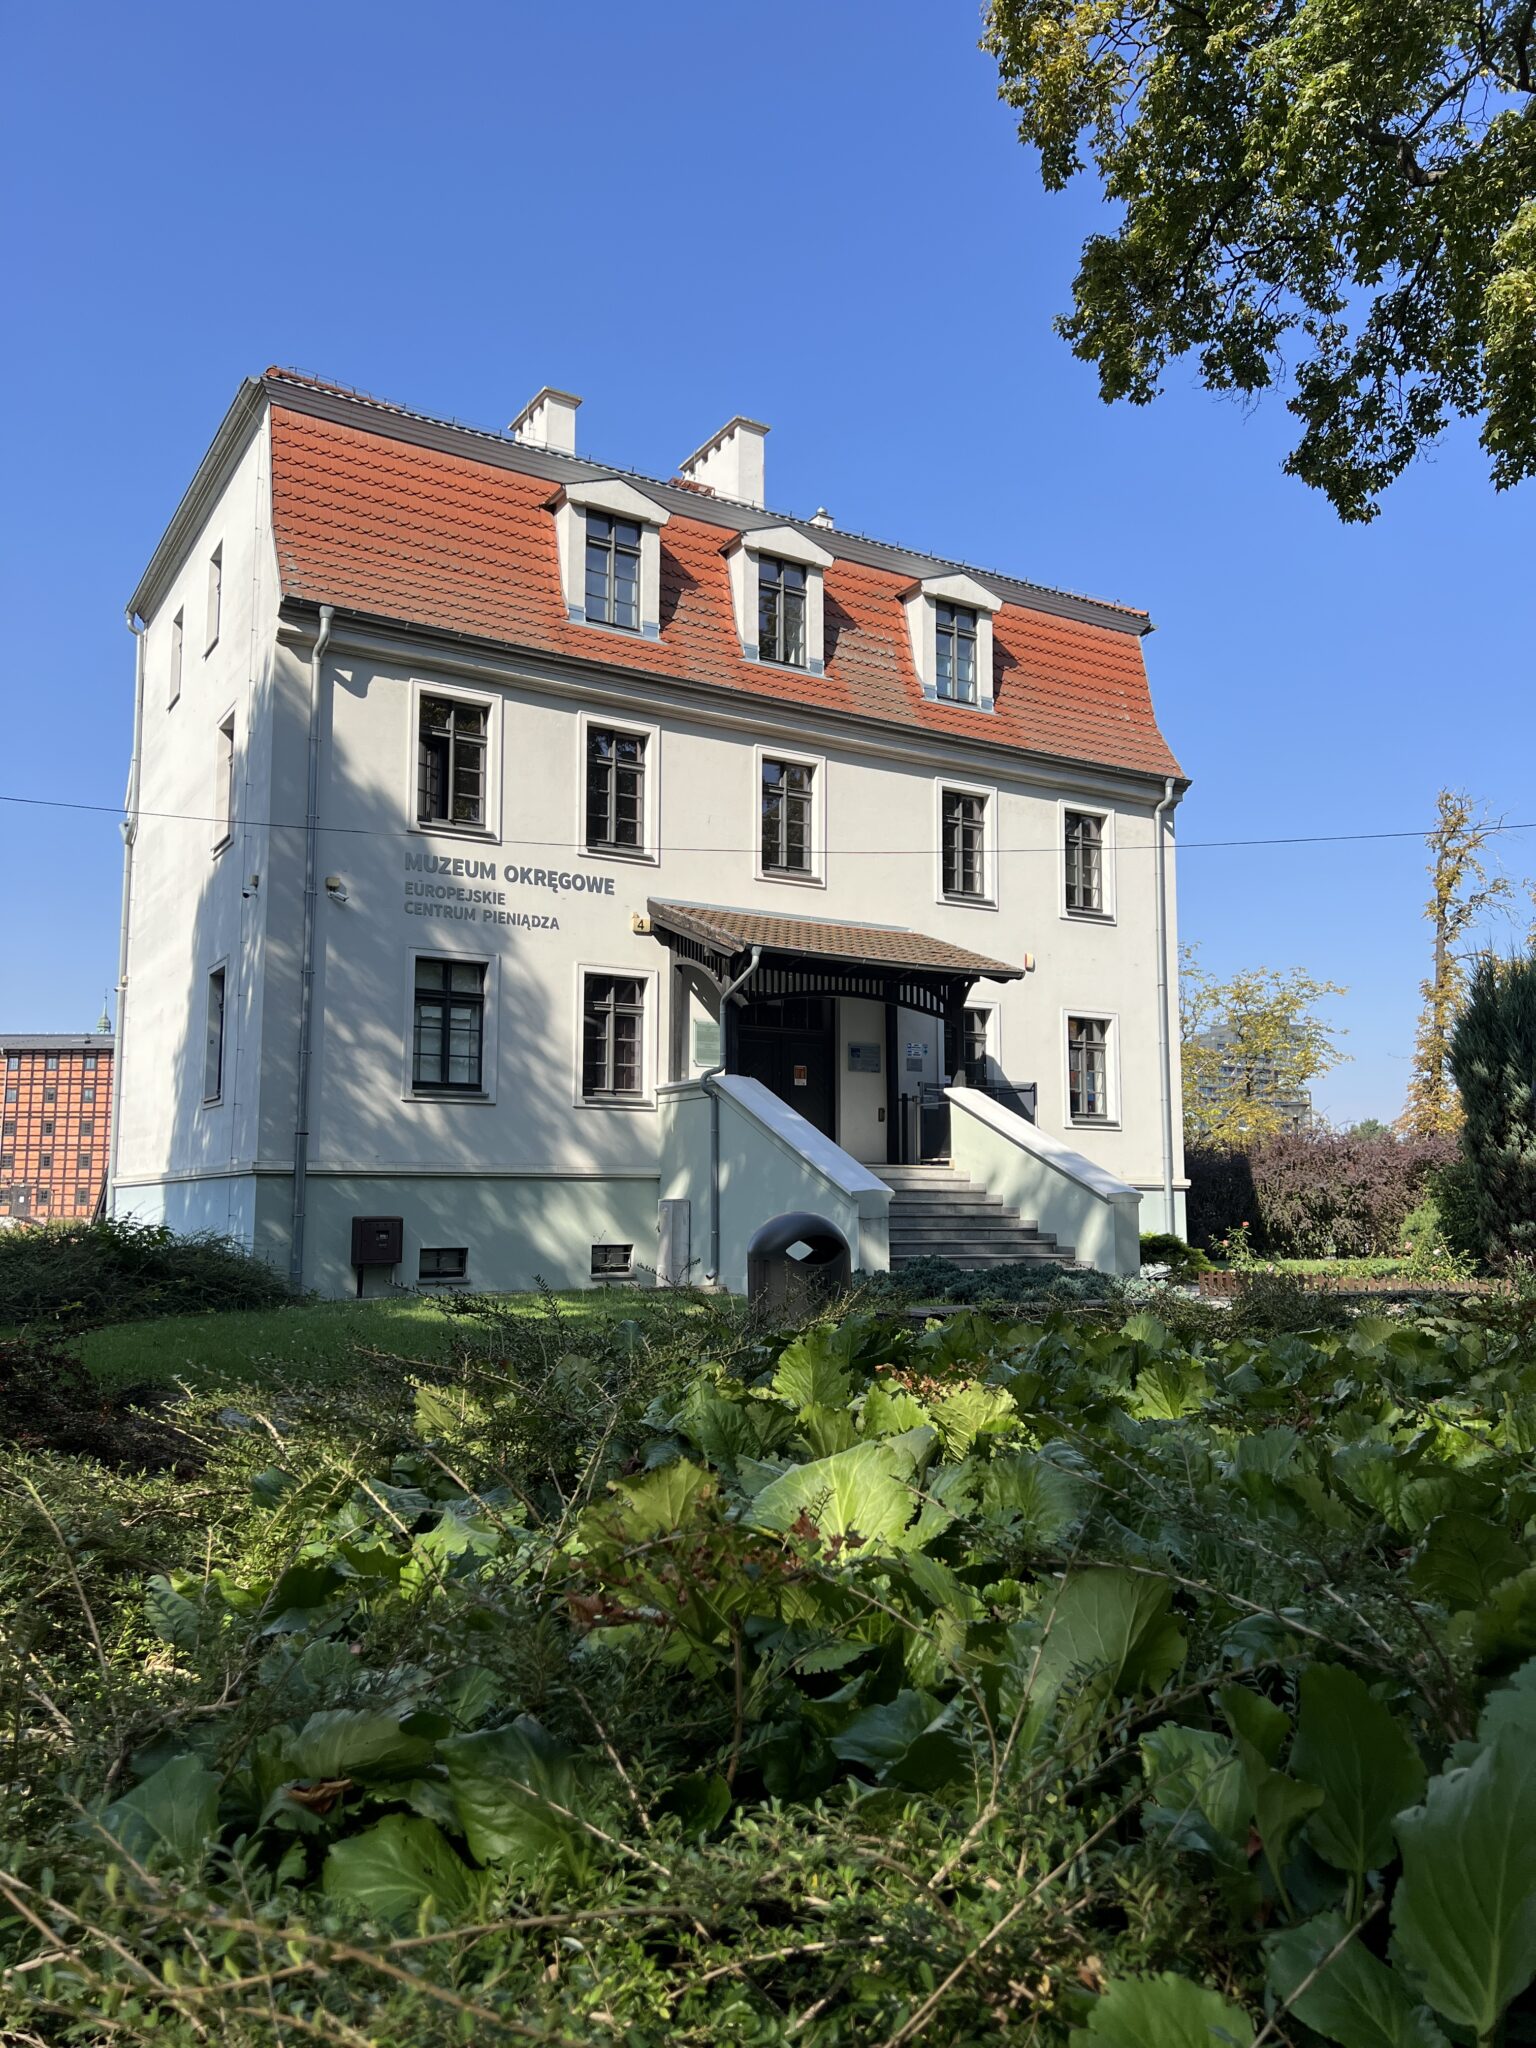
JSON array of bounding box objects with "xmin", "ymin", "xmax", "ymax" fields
[{"xmin": 403, "ymin": 851, "xmax": 621, "ymax": 930}]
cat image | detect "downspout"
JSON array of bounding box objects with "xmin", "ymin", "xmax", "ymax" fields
[
  {"xmin": 701, "ymin": 945, "xmax": 762, "ymax": 1285},
  {"xmin": 289, "ymin": 604, "xmax": 334, "ymax": 1292},
  {"xmin": 107, "ymin": 608, "xmax": 148, "ymax": 1214},
  {"xmin": 1153, "ymin": 775, "xmax": 1178, "ymax": 1234}
]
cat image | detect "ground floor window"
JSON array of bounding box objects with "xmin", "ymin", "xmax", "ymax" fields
[
  {"xmin": 1067, "ymin": 1015, "xmax": 1112, "ymax": 1120},
  {"xmin": 581, "ymin": 975, "xmax": 645, "ymax": 1099},
  {"xmin": 413, "ymin": 959, "xmax": 486, "ymax": 1091},
  {"xmin": 204, "ymin": 966, "xmax": 226, "ymax": 1102},
  {"xmin": 419, "ymin": 1246, "xmax": 468, "ymax": 1281},
  {"xmin": 946, "ymin": 1006, "xmax": 992, "ymax": 1080}
]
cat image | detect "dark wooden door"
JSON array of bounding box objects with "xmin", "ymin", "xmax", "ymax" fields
[{"xmin": 736, "ymin": 998, "xmax": 836, "ymax": 1141}]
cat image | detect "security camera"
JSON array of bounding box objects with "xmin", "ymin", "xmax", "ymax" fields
[{"xmin": 324, "ymin": 876, "xmax": 348, "ymax": 905}]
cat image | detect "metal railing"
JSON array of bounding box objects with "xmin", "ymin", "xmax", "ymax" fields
[{"xmin": 896, "ymin": 1080, "xmax": 1037, "ymax": 1163}]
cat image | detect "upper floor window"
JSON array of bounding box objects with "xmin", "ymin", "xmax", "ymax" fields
[
  {"xmin": 169, "ymin": 610, "xmax": 184, "ymax": 708},
  {"xmin": 412, "ymin": 959, "xmax": 486, "ymax": 1092},
  {"xmin": 585, "ymin": 515, "xmax": 642, "ymax": 631},
  {"xmin": 83, "ymin": 1055, "xmax": 97, "ymax": 1070},
  {"xmin": 941, "ymin": 789, "xmax": 987, "ymax": 900},
  {"xmin": 586, "ymin": 728, "xmax": 646, "ymax": 852},
  {"xmin": 1068, "ymin": 1015, "xmax": 1111, "ymax": 1121},
  {"xmin": 45, "ymin": 1056, "xmax": 58, "ymax": 1071},
  {"xmin": 204, "ymin": 967, "xmax": 226, "ymax": 1103},
  {"xmin": 206, "ymin": 544, "xmax": 223, "ymax": 653},
  {"xmin": 418, "ymin": 696, "xmax": 487, "ymax": 829},
  {"xmin": 761, "ymin": 758, "xmax": 814, "ymax": 873},
  {"xmin": 581, "ymin": 975, "xmax": 644, "ymax": 1100},
  {"xmin": 935, "ymin": 605, "xmax": 978, "ymax": 704},
  {"xmin": 1065, "ymin": 810, "xmax": 1106, "ymax": 915},
  {"xmin": 758, "ymin": 558, "xmax": 807, "ymax": 668},
  {"xmin": 213, "ymin": 712, "xmax": 236, "ymax": 851}
]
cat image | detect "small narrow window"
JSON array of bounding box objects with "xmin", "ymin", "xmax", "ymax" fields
[
  {"xmin": 40, "ymin": 1120, "xmax": 54, "ymax": 1138},
  {"xmin": 204, "ymin": 967, "xmax": 227, "ymax": 1102},
  {"xmin": 82, "ymin": 1086, "xmax": 95, "ymax": 1104},
  {"xmin": 76, "ymin": 1152, "xmax": 92, "ymax": 1173},
  {"xmin": 1, "ymin": 1121, "xmax": 12, "ymax": 1137},
  {"xmin": 941, "ymin": 790, "xmax": 987, "ymax": 899},
  {"xmin": 38, "ymin": 1152, "xmax": 52, "ymax": 1171},
  {"xmin": 1068, "ymin": 1016, "xmax": 1111, "ymax": 1121},
  {"xmin": 413, "ymin": 959, "xmax": 486, "ymax": 1091},
  {"xmin": 758, "ymin": 558, "xmax": 807, "ymax": 667},
  {"xmin": 0, "ymin": 1155, "xmax": 12, "ymax": 1172},
  {"xmin": 79, "ymin": 1120, "xmax": 94, "ymax": 1138},
  {"xmin": 935, "ymin": 605, "xmax": 978, "ymax": 704},
  {"xmin": 169, "ymin": 610, "xmax": 184, "ymax": 707},
  {"xmin": 42, "ymin": 1087, "xmax": 55, "ymax": 1105},
  {"xmin": 586, "ymin": 728, "xmax": 647, "ymax": 851},
  {"xmin": 45, "ymin": 1056, "xmax": 58, "ymax": 1071},
  {"xmin": 591, "ymin": 1242, "xmax": 634, "ymax": 1277},
  {"xmin": 761, "ymin": 759, "xmax": 814, "ymax": 872},
  {"xmin": 206, "ymin": 545, "xmax": 223, "ymax": 651},
  {"xmin": 214, "ymin": 713, "xmax": 236, "ymax": 850},
  {"xmin": 75, "ymin": 1186, "xmax": 92, "ymax": 1209},
  {"xmin": 581, "ymin": 975, "xmax": 645, "ymax": 1099},
  {"xmin": 419, "ymin": 1246, "xmax": 469, "ymax": 1281},
  {"xmin": 83, "ymin": 1055, "xmax": 97, "ymax": 1071},
  {"xmin": 1065, "ymin": 811, "xmax": 1105, "ymax": 915},
  {"xmin": 585, "ymin": 514, "xmax": 642, "ymax": 630},
  {"xmin": 417, "ymin": 696, "xmax": 488, "ymax": 828}
]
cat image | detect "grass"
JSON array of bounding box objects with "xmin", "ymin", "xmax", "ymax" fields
[{"xmin": 77, "ymin": 1288, "xmax": 666, "ymax": 1392}]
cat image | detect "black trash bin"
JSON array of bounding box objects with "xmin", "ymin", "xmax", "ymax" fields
[{"xmin": 746, "ymin": 1212, "xmax": 852, "ymax": 1312}]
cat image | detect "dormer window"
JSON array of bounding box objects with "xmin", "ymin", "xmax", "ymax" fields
[
  {"xmin": 758, "ymin": 557, "xmax": 807, "ymax": 667},
  {"xmin": 551, "ymin": 479, "xmax": 668, "ymax": 639},
  {"xmin": 905, "ymin": 572, "xmax": 1002, "ymax": 711},
  {"xmin": 723, "ymin": 526, "xmax": 834, "ymax": 673}
]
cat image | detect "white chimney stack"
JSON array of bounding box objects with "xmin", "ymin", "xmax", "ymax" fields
[
  {"xmin": 678, "ymin": 416, "xmax": 769, "ymax": 508},
  {"xmin": 509, "ymin": 387, "xmax": 582, "ymax": 454}
]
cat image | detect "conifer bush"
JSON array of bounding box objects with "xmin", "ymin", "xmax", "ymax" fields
[{"xmin": 1449, "ymin": 953, "xmax": 1536, "ymax": 1270}]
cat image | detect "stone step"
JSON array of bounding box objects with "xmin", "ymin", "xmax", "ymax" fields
[
  {"xmin": 890, "ymin": 1246, "xmax": 1077, "ymax": 1267},
  {"xmin": 890, "ymin": 1221, "xmax": 1055, "ymax": 1246},
  {"xmin": 880, "ymin": 1167, "xmax": 968, "ymax": 1185},
  {"xmin": 888, "ymin": 1196, "xmax": 1020, "ymax": 1219}
]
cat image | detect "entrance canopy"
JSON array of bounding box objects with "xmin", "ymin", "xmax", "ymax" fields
[{"xmin": 647, "ymin": 898, "xmax": 1023, "ymax": 1022}]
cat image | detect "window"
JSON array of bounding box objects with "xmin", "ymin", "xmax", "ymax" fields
[
  {"xmin": 4, "ymin": 1056, "xmax": 16, "ymax": 1069},
  {"xmin": 758, "ymin": 558, "xmax": 807, "ymax": 667},
  {"xmin": 203, "ymin": 967, "xmax": 226, "ymax": 1102},
  {"xmin": 591, "ymin": 1242, "xmax": 634, "ymax": 1277},
  {"xmin": 581, "ymin": 975, "xmax": 644, "ymax": 1099},
  {"xmin": 1068, "ymin": 1016, "xmax": 1111, "ymax": 1121},
  {"xmin": 79, "ymin": 1120, "xmax": 94, "ymax": 1139},
  {"xmin": 1, "ymin": 1121, "xmax": 12, "ymax": 1137},
  {"xmin": 419, "ymin": 1246, "xmax": 468, "ymax": 1281},
  {"xmin": 38, "ymin": 1153, "xmax": 51, "ymax": 1170},
  {"xmin": 169, "ymin": 609, "xmax": 184, "ymax": 708},
  {"xmin": 1065, "ymin": 811, "xmax": 1105, "ymax": 915},
  {"xmin": 5, "ymin": 1089, "xmax": 17, "ymax": 1105},
  {"xmin": 82, "ymin": 1086, "xmax": 95, "ymax": 1104},
  {"xmin": 45, "ymin": 1056, "xmax": 57, "ymax": 1071},
  {"xmin": 413, "ymin": 959, "xmax": 486, "ymax": 1091},
  {"xmin": 214, "ymin": 712, "xmax": 236, "ymax": 850},
  {"xmin": 206, "ymin": 544, "xmax": 223, "ymax": 651},
  {"xmin": 40, "ymin": 1121, "xmax": 53, "ymax": 1138},
  {"xmin": 83, "ymin": 1054, "xmax": 97, "ymax": 1070},
  {"xmin": 0, "ymin": 1156, "xmax": 11, "ymax": 1173},
  {"xmin": 586, "ymin": 728, "xmax": 646, "ymax": 851},
  {"xmin": 960, "ymin": 1009, "xmax": 990, "ymax": 1074},
  {"xmin": 416, "ymin": 695, "xmax": 487, "ymax": 829},
  {"xmin": 77, "ymin": 1153, "xmax": 92, "ymax": 1173},
  {"xmin": 935, "ymin": 605, "xmax": 978, "ymax": 704},
  {"xmin": 75, "ymin": 1187, "xmax": 92, "ymax": 1209},
  {"xmin": 584, "ymin": 514, "xmax": 642, "ymax": 630},
  {"xmin": 942, "ymin": 789, "xmax": 987, "ymax": 899},
  {"xmin": 42, "ymin": 1088, "xmax": 55, "ymax": 1105},
  {"xmin": 761, "ymin": 758, "xmax": 814, "ymax": 873}
]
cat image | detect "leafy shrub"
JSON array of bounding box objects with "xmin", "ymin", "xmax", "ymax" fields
[
  {"xmin": 0, "ymin": 1215, "xmax": 292, "ymax": 1330},
  {"xmin": 1425, "ymin": 1156, "xmax": 1486, "ymax": 1262},
  {"xmin": 1138, "ymin": 1232, "xmax": 1212, "ymax": 1277},
  {"xmin": 1229, "ymin": 1267, "xmax": 1350, "ymax": 1334},
  {"xmin": 1188, "ymin": 1133, "xmax": 1456, "ymax": 1258},
  {"xmin": 1450, "ymin": 951, "xmax": 1536, "ymax": 1270},
  {"xmin": 859, "ymin": 1254, "xmax": 1113, "ymax": 1305}
]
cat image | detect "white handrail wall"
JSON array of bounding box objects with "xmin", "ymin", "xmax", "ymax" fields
[{"xmin": 945, "ymin": 1086, "xmax": 1142, "ymax": 1275}]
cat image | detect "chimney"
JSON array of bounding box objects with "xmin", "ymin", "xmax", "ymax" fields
[
  {"xmin": 509, "ymin": 387, "xmax": 582, "ymax": 454},
  {"xmin": 678, "ymin": 416, "xmax": 769, "ymax": 508}
]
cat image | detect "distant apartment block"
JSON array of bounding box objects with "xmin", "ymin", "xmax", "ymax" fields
[{"xmin": 0, "ymin": 1032, "xmax": 115, "ymax": 1224}]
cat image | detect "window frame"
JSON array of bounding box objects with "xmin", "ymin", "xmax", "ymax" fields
[
  {"xmin": 903, "ymin": 573, "xmax": 1002, "ymax": 710},
  {"xmin": 947, "ymin": 1000, "xmax": 999, "ymax": 1083},
  {"xmin": 203, "ymin": 962, "xmax": 228, "ymax": 1105},
  {"xmin": 1063, "ymin": 1009, "xmax": 1120, "ymax": 1127},
  {"xmin": 756, "ymin": 555, "xmax": 809, "ymax": 669},
  {"xmin": 934, "ymin": 779, "xmax": 997, "ymax": 908},
  {"xmin": 583, "ymin": 512, "xmax": 644, "ymax": 633},
  {"xmin": 419, "ymin": 1246, "xmax": 470, "ymax": 1283},
  {"xmin": 402, "ymin": 949, "xmax": 500, "ymax": 1104},
  {"xmin": 574, "ymin": 964, "xmax": 657, "ymax": 1111},
  {"xmin": 406, "ymin": 679, "xmax": 500, "ymax": 842},
  {"xmin": 934, "ymin": 603, "xmax": 979, "ymax": 705},
  {"xmin": 723, "ymin": 526, "xmax": 833, "ymax": 673},
  {"xmin": 552, "ymin": 479, "xmax": 669, "ymax": 639},
  {"xmin": 754, "ymin": 743, "xmax": 826, "ymax": 888},
  {"xmin": 168, "ymin": 608, "xmax": 184, "ymax": 709},
  {"xmin": 1060, "ymin": 800, "xmax": 1116, "ymax": 922},
  {"xmin": 212, "ymin": 708, "xmax": 237, "ymax": 854},
  {"xmin": 577, "ymin": 710, "xmax": 660, "ymax": 864},
  {"xmin": 205, "ymin": 543, "xmax": 223, "ymax": 654}
]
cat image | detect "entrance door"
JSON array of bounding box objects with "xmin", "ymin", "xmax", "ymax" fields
[{"xmin": 736, "ymin": 995, "xmax": 836, "ymax": 1141}]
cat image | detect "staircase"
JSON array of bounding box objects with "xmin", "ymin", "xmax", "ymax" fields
[{"xmin": 880, "ymin": 1163, "xmax": 1077, "ymax": 1271}]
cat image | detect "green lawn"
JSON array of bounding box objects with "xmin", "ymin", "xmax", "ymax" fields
[{"xmin": 79, "ymin": 1290, "xmax": 656, "ymax": 1393}]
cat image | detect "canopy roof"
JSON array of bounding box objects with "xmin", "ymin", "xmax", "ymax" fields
[{"xmin": 646, "ymin": 900, "xmax": 1024, "ymax": 981}]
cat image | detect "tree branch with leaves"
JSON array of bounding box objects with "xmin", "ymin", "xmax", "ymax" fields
[{"xmin": 1181, "ymin": 949, "xmax": 1348, "ymax": 1144}]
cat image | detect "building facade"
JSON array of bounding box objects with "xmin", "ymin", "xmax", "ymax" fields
[
  {"xmin": 1, "ymin": 1032, "xmax": 115, "ymax": 1226},
  {"xmin": 110, "ymin": 372, "xmax": 1187, "ymax": 1295}
]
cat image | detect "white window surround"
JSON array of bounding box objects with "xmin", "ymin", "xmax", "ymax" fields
[
  {"xmin": 1058, "ymin": 798, "xmax": 1117, "ymax": 923},
  {"xmin": 576, "ymin": 708, "xmax": 661, "ymax": 865},
  {"xmin": 551, "ymin": 477, "xmax": 669, "ymax": 640},
  {"xmin": 402, "ymin": 947, "xmax": 500, "ymax": 1104},
  {"xmin": 406, "ymin": 677, "xmax": 502, "ymax": 842},
  {"xmin": 202, "ymin": 957, "xmax": 230, "ymax": 1107},
  {"xmin": 1061, "ymin": 1006, "xmax": 1122, "ymax": 1129},
  {"xmin": 753, "ymin": 742, "xmax": 828, "ymax": 889},
  {"xmin": 934, "ymin": 776, "xmax": 999, "ymax": 909},
  {"xmin": 168, "ymin": 609, "xmax": 184, "ymax": 710},
  {"xmin": 904, "ymin": 571, "xmax": 1002, "ymax": 712},
  {"xmin": 724, "ymin": 525, "xmax": 835, "ymax": 674},
  {"xmin": 206, "ymin": 542, "xmax": 223, "ymax": 654},
  {"xmin": 212, "ymin": 706, "xmax": 237, "ymax": 855},
  {"xmin": 572, "ymin": 961, "xmax": 660, "ymax": 1111}
]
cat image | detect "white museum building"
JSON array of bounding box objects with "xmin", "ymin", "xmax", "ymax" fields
[{"xmin": 109, "ymin": 370, "xmax": 1188, "ymax": 1296}]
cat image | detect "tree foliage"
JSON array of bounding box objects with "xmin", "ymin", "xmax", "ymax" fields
[
  {"xmin": 1400, "ymin": 789, "xmax": 1513, "ymax": 1138},
  {"xmin": 983, "ymin": 0, "xmax": 1536, "ymax": 520},
  {"xmin": 1185, "ymin": 1129, "xmax": 1454, "ymax": 1253},
  {"xmin": 1181, "ymin": 951, "xmax": 1347, "ymax": 1144},
  {"xmin": 1449, "ymin": 950, "xmax": 1536, "ymax": 1268}
]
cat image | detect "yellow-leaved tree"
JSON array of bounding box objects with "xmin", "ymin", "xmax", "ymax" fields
[{"xmin": 1181, "ymin": 951, "xmax": 1348, "ymax": 1147}]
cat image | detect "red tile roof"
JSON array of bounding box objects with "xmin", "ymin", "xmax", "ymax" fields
[{"xmin": 268, "ymin": 399, "xmax": 1182, "ymax": 782}]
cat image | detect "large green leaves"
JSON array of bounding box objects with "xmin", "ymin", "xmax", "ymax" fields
[
  {"xmin": 283, "ymin": 1709, "xmax": 437, "ymax": 1784},
  {"xmin": 1035, "ymin": 1569, "xmax": 1187, "ymax": 1701},
  {"xmin": 1411, "ymin": 1512, "xmax": 1526, "ymax": 1611},
  {"xmin": 441, "ymin": 1716, "xmax": 586, "ymax": 1875},
  {"xmin": 1267, "ymin": 1914, "xmax": 1447, "ymax": 2048},
  {"xmin": 1290, "ymin": 1667, "xmax": 1425, "ymax": 1880},
  {"xmin": 749, "ymin": 1440, "xmax": 919, "ymax": 1551},
  {"xmin": 1073, "ymin": 1972, "xmax": 1254, "ymax": 2048},
  {"xmin": 97, "ymin": 1755, "xmax": 221, "ymax": 1871},
  {"xmin": 322, "ymin": 1815, "xmax": 486, "ymax": 1930}
]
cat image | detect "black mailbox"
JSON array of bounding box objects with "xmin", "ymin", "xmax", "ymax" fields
[
  {"xmin": 351, "ymin": 1215, "xmax": 404, "ymax": 1268},
  {"xmin": 746, "ymin": 1212, "xmax": 852, "ymax": 1313}
]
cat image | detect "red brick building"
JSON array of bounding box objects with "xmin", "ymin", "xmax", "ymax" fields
[{"xmin": 0, "ymin": 1033, "xmax": 115, "ymax": 1225}]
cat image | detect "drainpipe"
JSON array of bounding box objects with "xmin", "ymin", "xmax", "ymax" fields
[
  {"xmin": 1153, "ymin": 775, "xmax": 1178, "ymax": 1235},
  {"xmin": 107, "ymin": 609, "xmax": 148, "ymax": 1214},
  {"xmin": 701, "ymin": 945, "xmax": 762, "ymax": 1285},
  {"xmin": 289, "ymin": 605, "xmax": 334, "ymax": 1292}
]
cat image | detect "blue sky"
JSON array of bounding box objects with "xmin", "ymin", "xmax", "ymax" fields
[{"xmin": 2, "ymin": 0, "xmax": 1531, "ymax": 1122}]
